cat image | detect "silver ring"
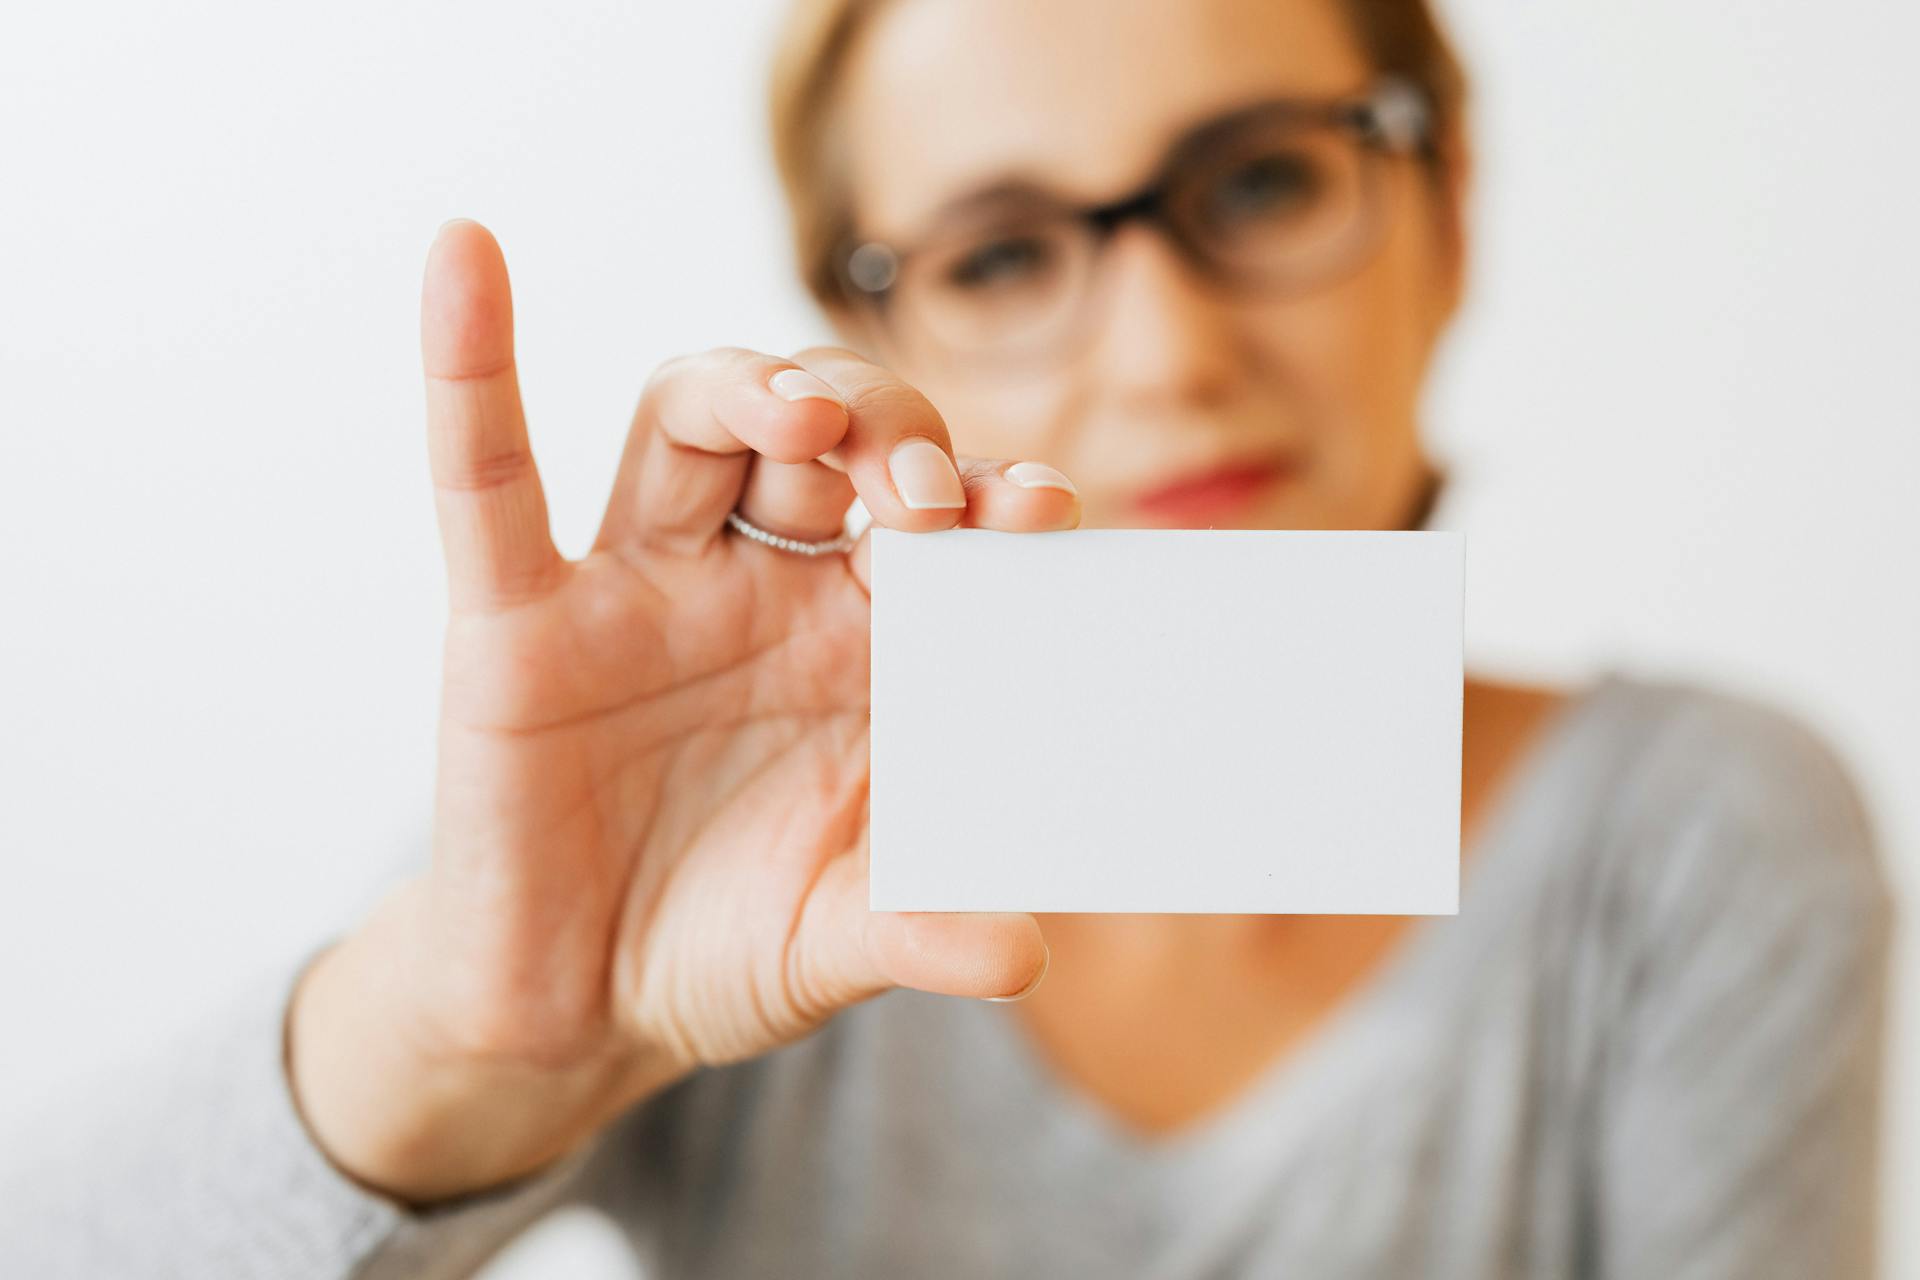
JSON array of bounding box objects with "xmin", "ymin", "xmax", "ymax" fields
[{"xmin": 725, "ymin": 510, "xmax": 856, "ymax": 557}]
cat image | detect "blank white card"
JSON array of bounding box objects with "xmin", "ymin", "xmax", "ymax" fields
[{"xmin": 869, "ymin": 528, "xmax": 1463, "ymax": 914}]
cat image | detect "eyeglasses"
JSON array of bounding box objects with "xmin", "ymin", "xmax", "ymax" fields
[{"xmin": 837, "ymin": 78, "xmax": 1434, "ymax": 367}]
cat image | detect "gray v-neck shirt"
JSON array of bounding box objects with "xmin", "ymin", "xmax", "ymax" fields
[{"xmin": 2, "ymin": 670, "xmax": 1895, "ymax": 1278}]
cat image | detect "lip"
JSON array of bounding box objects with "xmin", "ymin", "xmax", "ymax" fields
[{"xmin": 1128, "ymin": 453, "xmax": 1299, "ymax": 526}]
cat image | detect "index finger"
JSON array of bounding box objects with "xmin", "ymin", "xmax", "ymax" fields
[
  {"xmin": 788, "ymin": 347, "xmax": 969, "ymax": 532},
  {"xmin": 420, "ymin": 219, "xmax": 562, "ymax": 612}
]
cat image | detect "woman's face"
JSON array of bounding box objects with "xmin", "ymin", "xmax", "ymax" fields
[{"xmin": 834, "ymin": 0, "xmax": 1467, "ymax": 531}]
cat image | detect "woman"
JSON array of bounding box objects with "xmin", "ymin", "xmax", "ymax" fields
[{"xmin": 6, "ymin": 0, "xmax": 1892, "ymax": 1276}]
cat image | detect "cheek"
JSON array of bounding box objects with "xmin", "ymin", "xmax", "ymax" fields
[
  {"xmin": 1233, "ymin": 242, "xmax": 1438, "ymax": 522},
  {"xmin": 1267, "ymin": 235, "xmax": 1436, "ymax": 441},
  {"xmin": 1239, "ymin": 272, "xmax": 1411, "ymax": 459},
  {"xmin": 900, "ymin": 366, "xmax": 1075, "ymax": 463}
]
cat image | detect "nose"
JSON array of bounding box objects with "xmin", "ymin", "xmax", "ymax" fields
[{"xmin": 1078, "ymin": 222, "xmax": 1246, "ymax": 409}]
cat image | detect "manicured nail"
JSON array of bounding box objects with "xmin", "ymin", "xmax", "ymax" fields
[
  {"xmin": 768, "ymin": 368, "xmax": 844, "ymax": 405},
  {"xmin": 984, "ymin": 943, "xmax": 1050, "ymax": 1003},
  {"xmin": 1004, "ymin": 461, "xmax": 1077, "ymax": 495},
  {"xmin": 889, "ymin": 438, "xmax": 967, "ymax": 510}
]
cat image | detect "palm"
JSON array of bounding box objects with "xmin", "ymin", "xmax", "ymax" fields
[
  {"xmin": 428, "ymin": 540, "xmax": 875, "ymax": 1068},
  {"xmin": 403, "ymin": 219, "xmax": 1063, "ymax": 1096},
  {"xmin": 285, "ymin": 221, "xmax": 1067, "ymax": 1207}
]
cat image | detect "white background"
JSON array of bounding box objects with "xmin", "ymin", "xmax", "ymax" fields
[{"xmin": 2, "ymin": 0, "xmax": 1915, "ymax": 1273}]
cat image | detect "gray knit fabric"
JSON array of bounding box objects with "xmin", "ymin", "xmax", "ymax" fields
[{"xmin": 0, "ymin": 670, "xmax": 1894, "ymax": 1278}]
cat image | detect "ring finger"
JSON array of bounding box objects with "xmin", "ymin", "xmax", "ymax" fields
[{"xmin": 734, "ymin": 458, "xmax": 857, "ymax": 545}]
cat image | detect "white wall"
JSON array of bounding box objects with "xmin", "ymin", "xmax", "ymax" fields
[{"xmin": 2, "ymin": 0, "xmax": 1913, "ymax": 1271}]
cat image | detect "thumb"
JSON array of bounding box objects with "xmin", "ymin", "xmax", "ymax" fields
[{"xmin": 788, "ymin": 842, "xmax": 1051, "ymax": 1013}]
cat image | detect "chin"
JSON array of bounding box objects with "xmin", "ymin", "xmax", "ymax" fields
[{"xmin": 1242, "ymin": 493, "xmax": 1331, "ymax": 532}]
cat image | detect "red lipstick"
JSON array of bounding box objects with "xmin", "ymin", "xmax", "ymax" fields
[{"xmin": 1129, "ymin": 455, "xmax": 1298, "ymax": 526}]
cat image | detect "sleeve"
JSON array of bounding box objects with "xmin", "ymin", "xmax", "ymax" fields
[
  {"xmin": 1596, "ymin": 696, "xmax": 1896, "ymax": 1280},
  {"xmin": 0, "ymin": 945, "xmax": 604, "ymax": 1280}
]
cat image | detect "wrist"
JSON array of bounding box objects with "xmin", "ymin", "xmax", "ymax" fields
[{"xmin": 284, "ymin": 900, "xmax": 684, "ymax": 1206}]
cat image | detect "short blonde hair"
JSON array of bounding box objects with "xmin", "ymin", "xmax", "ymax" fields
[{"xmin": 767, "ymin": 0, "xmax": 1470, "ymax": 309}]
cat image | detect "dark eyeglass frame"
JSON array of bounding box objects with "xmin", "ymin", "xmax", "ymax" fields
[{"xmin": 834, "ymin": 75, "xmax": 1437, "ymax": 326}]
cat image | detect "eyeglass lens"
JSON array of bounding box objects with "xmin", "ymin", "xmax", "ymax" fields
[{"xmin": 886, "ymin": 113, "xmax": 1385, "ymax": 361}]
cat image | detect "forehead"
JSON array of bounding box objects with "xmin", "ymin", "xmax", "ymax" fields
[{"xmin": 839, "ymin": 0, "xmax": 1373, "ymax": 238}]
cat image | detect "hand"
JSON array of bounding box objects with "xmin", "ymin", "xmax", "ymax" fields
[{"xmin": 287, "ymin": 220, "xmax": 1074, "ymax": 1205}]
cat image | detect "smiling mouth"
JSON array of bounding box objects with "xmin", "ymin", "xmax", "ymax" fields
[{"xmin": 1129, "ymin": 454, "xmax": 1300, "ymax": 526}]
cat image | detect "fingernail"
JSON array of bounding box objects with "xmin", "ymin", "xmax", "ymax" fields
[
  {"xmin": 1004, "ymin": 461, "xmax": 1077, "ymax": 495},
  {"xmin": 768, "ymin": 368, "xmax": 844, "ymax": 405},
  {"xmin": 889, "ymin": 438, "xmax": 967, "ymax": 510},
  {"xmin": 984, "ymin": 943, "xmax": 1050, "ymax": 1003}
]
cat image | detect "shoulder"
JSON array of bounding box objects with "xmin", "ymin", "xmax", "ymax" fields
[
  {"xmin": 1574, "ymin": 670, "xmax": 1893, "ymax": 968},
  {"xmin": 1591, "ymin": 672, "xmax": 1879, "ymax": 865},
  {"xmin": 1558, "ymin": 678, "xmax": 1894, "ymax": 1274}
]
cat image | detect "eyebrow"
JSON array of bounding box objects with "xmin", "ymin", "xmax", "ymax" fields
[{"xmin": 915, "ymin": 180, "xmax": 1065, "ymax": 232}]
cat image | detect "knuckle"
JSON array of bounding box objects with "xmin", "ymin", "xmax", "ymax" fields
[
  {"xmin": 644, "ymin": 347, "xmax": 766, "ymax": 396},
  {"xmin": 789, "ymin": 348, "xmax": 947, "ymax": 435},
  {"xmin": 845, "ymin": 378, "xmax": 942, "ymax": 428},
  {"xmin": 639, "ymin": 353, "xmax": 694, "ymax": 403},
  {"xmin": 957, "ymin": 457, "xmax": 1008, "ymax": 483},
  {"xmin": 431, "ymin": 447, "xmax": 535, "ymax": 495}
]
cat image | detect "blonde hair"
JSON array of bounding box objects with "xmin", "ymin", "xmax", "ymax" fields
[{"xmin": 767, "ymin": 0, "xmax": 1470, "ymax": 309}]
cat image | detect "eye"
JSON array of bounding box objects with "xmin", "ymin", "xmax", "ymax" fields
[
  {"xmin": 944, "ymin": 235, "xmax": 1055, "ymax": 291},
  {"xmin": 1205, "ymin": 151, "xmax": 1321, "ymax": 226}
]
